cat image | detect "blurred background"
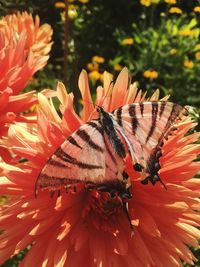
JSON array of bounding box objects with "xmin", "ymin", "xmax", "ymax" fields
[
  {"xmin": 0, "ymin": 0, "xmax": 199, "ymax": 266},
  {"xmin": 0, "ymin": 0, "xmax": 199, "ymax": 108}
]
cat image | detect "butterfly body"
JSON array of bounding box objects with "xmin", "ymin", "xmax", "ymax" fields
[{"xmin": 97, "ymin": 107, "xmax": 126, "ymax": 159}]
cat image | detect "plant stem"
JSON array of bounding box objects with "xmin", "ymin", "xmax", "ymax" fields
[{"xmin": 64, "ymin": 0, "xmax": 69, "ymax": 86}]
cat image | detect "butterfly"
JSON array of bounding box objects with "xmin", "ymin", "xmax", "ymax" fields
[
  {"xmin": 35, "ymin": 101, "xmax": 188, "ymax": 232},
  {"xmin": 35, "ymin": 101, "xmax": 188, "ymax": 198}
]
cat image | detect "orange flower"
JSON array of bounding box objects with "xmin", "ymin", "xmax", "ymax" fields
[
  {"xmin": 179, "ymin": 29, "xmax": 196, "ymax": 37},
  {"xmin": 143, "ymin": 69, "xmax": 158, "ymax": 79},
  {"xmin": 169, "ymin": 7, "xmax": 182, "ymax": 14},
  {"xmin": 164, "ymin": 0, "xmax": 176, "ymax": 4},
  {"xmin": 183, "ymin": 60, "xmax": 194, "ymax": 69},
  {"xmin": 0, "ymin": 12, "xmax": 52, "ymax": 140},
  {"xmin": 113, "ymin": 63, "xmax": 123, "ymax": 71},
  {"xmin": 193, "ymin": 6, "xmax": 200, "ymax": 13},
  {"xmin": 1, "ymin": 12, "xmax": 53, "ymax": 58},
  {"xmin": 195, "ymin": 52, "xmax": 200, "ymax": 60},
  {"xmin": 92, "ymin": 56, "xmax": 105, "ymax": 64},
  {"xmin": 121, "ymin": 38, "xmax": 134, "ymax": 45},
  {"xmin": 0, "ymin": 69, "xmax": 199, "ymax": 266},
  {"xmin": 140, "ymin": 0, "xmax": 152, "ymax": 7},
  {"xmin": 54, "ymin": 2, "xmax": 65, "ymax": 8}
]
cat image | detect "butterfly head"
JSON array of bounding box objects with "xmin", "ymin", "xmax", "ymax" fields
[{"xmin": 96, "ymin": 106, "xmax": 105, "ymax": 114}]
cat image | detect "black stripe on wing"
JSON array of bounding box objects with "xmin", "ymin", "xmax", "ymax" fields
[
  {"xmin": 116, "ymin": 107, "xmax": 123, "ymax": 126},
  {"xmin": 76, "ymin": 128, "xmax": 104, "ymax": 152},
  {"xmin": 146, "ymin": 102, "xmax": 158, "ymax": 143},
  {"xmin": 67, "ymin": 136, "xmax": 82, "ymax": 149},
  {"xmin": 37, "ymin": 174, "xmax": 81, "ymax": 188},
  {"xmin": 163, "ymin": 103, "xmax": 180, "ymax": 133},
  {"xmin": 159, "ymin": 101, "xmax": 166, "ymax": 118},
  {"xmin": 104, "ymin": 136, "xmax": 117, "ymax": 165},
  {"xmin": 139, "ymin": 102, "xmax": 144, "ymax": 117},
  {"xmin": 128, "ymin": 104, "xmax": 138, "ymax": 135},
  {"xmin": 86, "ymin": 121, "xmax": 104, "ymax": 135},
  {"xmin": 55, "ymin": 148, "xmax": 103, "ymax": 169}
]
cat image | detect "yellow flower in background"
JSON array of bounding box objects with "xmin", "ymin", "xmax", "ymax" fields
[
  {"xmin": 140, "ymin": 0, "xmax": 152, "ymax": 7},
  {"xmin": 195, "ymin": 52, "xmax": 200, "ymax": 60},
  {"xmin": 113, "ymin": 63, "xmax": 123, "ymax": 71},
  {"xmin": 87, "ymin": 62, "xmax": 99, "ymax": 71},
  {"xmin": 121, "ymin": 38, "xmax": 134, "ymax": 45},
  {"xmin": 60, "ymin": 5, "xmax": 79, "ymax": 21},
  {"xmin": 179, "ymin": 29, "xmax": 195, "ymax": 37},
  {"xmin": 89, "ymin": 70, "xmax": 101, "ymax": 81},
  {"xmin": 92, "ymin": 56, "xmax": 105, "ymax": 64},
  {"xmin": 183, "ymin": 60, "xmax": 194, "ymax": 68},
  {"xmin": 54, "ymin": 2, "xmax": 65, "ymax": 8},
  {"xmin": 68, "ymin": 8, "xmax": 78, "ymax": 19},
  {"xmin": 143, "ymin": 69, "xmax": 158, "ymax": 79},
  {"xmin": 79, "ymin": 0, "xmax": 89, "ymax": 3},
  {"xmin": 169, "ymin": 7, "xmax": 182, "ymax": 14},
  {"xmin": 170, "ymin": 48, "xmax": 178, "ymax": 55},
  {"xmin": 164, "ymin": 0, "xmax": 176, "ymax": 4},
  {"xmin": 194, "ymin": 6, "xmax": 200, "ymax": 13},
  {"xmin": 100, "ymin": 71, "xmax": 113, "ymax": 82},
  {"xmin": 195, "ymin": 44, "xmax": 200, "ymax": 50}
]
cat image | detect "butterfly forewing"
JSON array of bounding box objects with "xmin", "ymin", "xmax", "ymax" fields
[
  {"xmin": 35, "ymin": 120, "xmax": 125, "ymax": 195},
  {"xmin": 112, "ymin": 101, "xmax": 188, "ymax": 178}
]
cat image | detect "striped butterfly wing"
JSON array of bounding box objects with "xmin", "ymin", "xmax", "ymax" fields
[
  {"xmin": 112, "ymin": 101, "xmax": 188, "ymax": 185},
  {"xmin": 35, "ymin": 120, "xmax": 125, "ymax": 195}
]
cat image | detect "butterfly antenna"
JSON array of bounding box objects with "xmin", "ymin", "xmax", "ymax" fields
[{"xmin": 123, "ymin": 202, "xmax": 134, "ymax": 237}]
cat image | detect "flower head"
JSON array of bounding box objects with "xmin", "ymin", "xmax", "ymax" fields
[
  {"xmin": 79, "ymin": 0, "xmax": 89, "ymax": 3},
  {"xmin": 194, "ymin": 6, "xmax": 200, "ymax": 13},
  {"xmin": 143, "ymin": 69, "xmax": 158, "ymax": 79},
  {"xmin": 54, "ymin": 2, "xmax": 65, "ymax": 8},
  {"xmin": 169, "ymin": 7, "xmax": 182, "ymax": 14},
  {"xmin": 195, "ymin": 52, "xmax": 200, "ymax": 60},
  {"xmin": 88, "ymin": 70, "xmax": 102, "ymax": 81},
  {"xmin": 121, "ymin": 38, "xmax": 134, "ymax": 46},
  {"xmin": 183, "ymin": 60, "xmax": 194, "ymax": 69},
  {"xmin": 179, "ymin": 29, "xmax": 196, "ymax": 37},
  {"xmin": 164, "ymin": 0, "xmax": 176, "ymax": 4},
  {"xmin": 1, "ymin": 12, "xmax": 53, "ymax": 58},
  {"xmin": 0, "ymin": 12, "xmax": 52, "ymax": 151},
  {"xmin": 170, "ymin": 48, "xmax": 178, "ymax": 55},
  {"xmin": 0, "ymin": 68, "xmax": 199, "ymax": 267},
  {"xmin": 140, "ymin": 0, "xmax": 152, "ymax": 7},
  {"xmin": 195, "ymin": 43, "xmax": 200, "ymax": 50},
  {"xmin": 87, "ymin": 62, "xmax": 99, "ymax": 71},
  {"xmin": 113, "ymin": 63, "xmax": 123, "ymax": 71},
  {"xmin": 92, "ymin": 56, "xmax": 105, "ymax": 64}
]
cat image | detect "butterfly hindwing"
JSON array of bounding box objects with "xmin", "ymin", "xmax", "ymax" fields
[{"xmin": 112, "ymin": 101, "xmax": 188, "ymax": 184}]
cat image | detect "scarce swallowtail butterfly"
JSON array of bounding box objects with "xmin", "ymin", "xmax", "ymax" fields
[{"xmin": 35, "ymin": 101, "xmax": 188, "ymax": 231}]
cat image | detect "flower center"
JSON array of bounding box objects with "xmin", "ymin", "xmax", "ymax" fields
[
  {"xmin": 88, "ymin": 189, "xmax": 124, "ymax": 217},
  {"xmin": 82, "ymin": 181, "xmax": 133, "ymax": 233}
]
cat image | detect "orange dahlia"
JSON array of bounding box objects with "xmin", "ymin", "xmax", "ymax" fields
[
  {"xmin": 0, "ymin": 68, "xmax": 199, "ymax": 266},
  {"xmin": 0, "ymin": 12, "xmax": 52, "ymax": 150}
]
